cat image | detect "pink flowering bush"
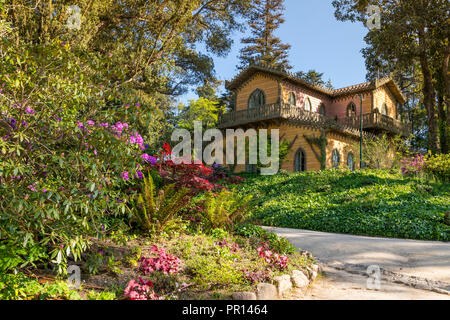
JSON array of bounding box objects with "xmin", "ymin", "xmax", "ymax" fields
[
  {"xmin": 0, "ymin": 39, "xmax": 164, "ymax": 274},
  {"xmin": 139, "ymin": 246, "xmax": 182, "ymax": 275},
  {"xmin": 124, "ymin": 278, "xmax": 159, "ymax": 300},
  {"xmin": 401, "ymin": 153, "xmax": 450, "ymax": 182},
  {"xmin": 401, "ymin": 154, "xmax": 426, "ymax": 177}
]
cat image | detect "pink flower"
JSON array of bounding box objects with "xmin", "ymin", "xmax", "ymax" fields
[
  {"xmin": 87, "ymin": 120, "xmax": 95, "ymax": 126},
  {"xmin": 121, "ymin": 171, "xmax": 129, "ymax": 181}
]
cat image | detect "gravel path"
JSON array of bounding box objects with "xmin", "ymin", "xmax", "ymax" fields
[{"xmin": 265, "ymin": 227, "xmax": 450, "ymax": 299}]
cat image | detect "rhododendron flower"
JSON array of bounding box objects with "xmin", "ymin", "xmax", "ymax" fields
[
  {"xmin": 121, "ymin": 171, "xmax": 129, "ymax": 181},
  {"xmin": 141, "ymin": 154, "xmax": 158, "ymax": 165},
  {"xmin": 128, "ymin": 131, "xmax": 144, "ymax": 147},
  {"xmin": 87, "ymin": 120, "xmax": 95, "ymax": 126},
  {"xmin": 25, "ymin": 106, "xmax": 34, "ymax": 115},
  {"xmin": 76, "ymin": 121, "xmax": 84, "ymax": 128}
]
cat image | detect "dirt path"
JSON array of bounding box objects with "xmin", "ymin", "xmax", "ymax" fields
[{"xmin": 265, "ymin": 227, "xmax": 450, "ymax": 300}]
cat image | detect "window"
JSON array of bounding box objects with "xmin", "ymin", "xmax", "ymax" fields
[
  {"xmin": 288, "ymin": 92, "xmax": 296, "ymax": 106},
  {"xmin": 347, "ymin": 102, "xmax": 356, "ymax": 117},
  {"xmin": 294, "ymin": 149, "xmax": 306, "ymax": 172},
  {"xmin": 304, "ymin": 98, "xmax": 312, "ymax": 112},
  {"xmin": 381, "ymin": 103, "xmax": 388, "ymax": 116},
  {"xmin": 248, "ymin": 89, "xmax": 265, "ymax": 109},
  {"xmin": 318, "ymin": 103, "xmax": 326, "ymax": 116},
  {"xmin": 347, "ymin": 152, "xmax": 355, "ymax": 171},
  {"xmin": 332, "ymin": 149, "xmax": 340, "ymax": 169}
]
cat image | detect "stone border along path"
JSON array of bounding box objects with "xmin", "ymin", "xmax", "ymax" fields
[
  {"xmin": 264, "ymin": 227, "xmax": 450, "ymax": 299},
  {"xmin": 232, "ymin": 264, "xmax": 321, "ymax": 300}
]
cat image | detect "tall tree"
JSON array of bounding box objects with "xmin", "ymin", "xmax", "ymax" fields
[
  {"xmin": 239, "ymin": 0, "xmax": 291, "ymax": 70},
  {"xmin": 333, "ymin": 0, "xmax": 449, "ymax": 154},
  {"xmin": 4, "ymin": 0, "xmax": 251, "ymax": 97},
  {"xmin": 296, "ymin": 70, "xmax": 334, "ymax": 89}
]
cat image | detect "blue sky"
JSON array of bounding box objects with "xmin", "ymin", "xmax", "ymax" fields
[{"xmin": 180, "ymin": 0, "xmax": 369, "ymax": 103}]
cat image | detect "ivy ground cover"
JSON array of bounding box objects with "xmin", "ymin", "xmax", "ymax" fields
[{"xmin": 231, "ymin": 170, "xmax": 450, "ymax": 241}]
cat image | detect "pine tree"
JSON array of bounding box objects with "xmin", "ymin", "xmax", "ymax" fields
[{"xmin": 239, "ymin": 0, "xmax": 291, "ymax": 71}]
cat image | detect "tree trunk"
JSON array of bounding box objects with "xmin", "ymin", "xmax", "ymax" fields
[
  {"xmin": 438, "ymin": 95, "xmax": 448, "ymax": 154},
  {"xmin": 443, "ymin": 43, "xmax": 450, "ymax": 153},
  {"xmin": 419, "ymin": 52, "xmax": 440, "ymax": 153}
]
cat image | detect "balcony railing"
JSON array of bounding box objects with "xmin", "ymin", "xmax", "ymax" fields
[
  {"xmin": 339, "ymin": 112, "xmax": 411, "ymax": 136},
  {"xmin": 218, "ymin": 103, "xmax": 411, "ymax": 136}
]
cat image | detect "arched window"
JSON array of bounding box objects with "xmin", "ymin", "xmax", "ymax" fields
[
  {"xmin": 248, "ymin": 89, "xmax": 266, "ymax": 109},
  {"xmin": 347, "ymin": 102, "xmax": 356, "ymax": 117},
  {"xmin": 294, "ymin": 148, "xmax": 306, "ymax": 172},
  {"xmin": 347, "ymin": 152, "xmax": 355, "ymax": 171},
  {"xmin": 332, "ymin": 149, "xmax": 340, "ymax": 169},
  {"xmin": 304, "ymin": 98, "xmax": 312, "ymax": 112},
  {"xmin": 381, "ymin": 103, "xmax": 388, "ymax": 116},
  {"xmin": 318, "ymin": 103, "xmax": 326, "ymax": 116},
  {"xmin": 288, "ymin": 92, "xmax": 296, "ymax": 106}
]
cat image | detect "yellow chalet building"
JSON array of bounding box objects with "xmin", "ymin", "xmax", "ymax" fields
[{"xmin": 218, "ymin": 63, "xmax": 411, "ymax": 173}]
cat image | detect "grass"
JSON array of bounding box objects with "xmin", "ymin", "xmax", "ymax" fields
[{"xmin": 230, "ymin": 169, "xmax": 450, "ymax": 241}]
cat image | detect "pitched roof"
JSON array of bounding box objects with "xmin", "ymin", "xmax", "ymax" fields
[{"xmin": 225, "ymin": 63, "xmax": 407, "ymax": 104}]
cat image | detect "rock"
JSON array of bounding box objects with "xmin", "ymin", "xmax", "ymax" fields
[
  {"xmin": 273, "ymin": 275, "xmax": 292, "ymax": 297},
  {"xmin": 307, "ymin": 266, "xmax": 319, "ymax": 281},
  {"xmin": 232, "ymin": 292, "xmax": 257, "ymax": 300},
  {"xmin": 300, "ymin": 250, "xmax": 313, "ymax": 258},
  {"xmin": 256, "ymin": 283, "xmax": 278, "ymax": 300},
  {"xmin": 291, "ymin": 270, "xmax": 309, "ymax": 288}
]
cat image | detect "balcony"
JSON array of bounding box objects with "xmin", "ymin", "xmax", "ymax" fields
[
  {"xmin": 339, "ymin": 112, "xmax": 411, "ymax": 137},
  {"xmin": 218, "ymin": 103, "xmax": 411, "ymax": 137}
]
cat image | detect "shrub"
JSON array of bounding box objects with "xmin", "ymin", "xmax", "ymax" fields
[
  {"xmin": 131, "ymin": 174, "xmax": 191, "ymax": 234},
  {"xmin": 235, "ymin": 224, "xmax": 296, "ymax": 254},
  {"xmin": 0, "ymin": 273, "xmax": 80, "ymax": 300},
  {"xmin": 124, "ymin": 278, "xmax": 159, "ymax": 300},
  {"xmin": 256, "ymin": 243, "xmax": 289, "ymax": 270},
  {"xmin": 401, "ymin": 153, "xmax": 450, "ymax": 183},
  {"xmin": 139, "ymin": 245, "xmax": 181, "ymax": 275},
  {"xmin": 423, "ymin": 153, "xmax": 450, "ymax": 183},
  {"xmin": 202, "ymin": 190, "xmax": 252, "ymax": 231},
  {"xmin": 86, "ymin": 290, "xmax": 116, "ymax": 300}
]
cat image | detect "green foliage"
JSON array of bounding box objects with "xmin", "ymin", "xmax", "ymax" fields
[
  {"xmin": 131, "ymin": 174, "xmax": 191, "ymax": 235},
  {"xmin": 239, "ymin": 0, "xmax": 291, "ymax": 70},
  {"xmin": 178, "ymin": 97, "xmax": 225, "ymax": 130},
  {"xmin": 231, "ymin": 170, "xmax": 450, "ymax": 241},
  {"xmin": 352, "ymin": 134, "xmax": 406, "ymax": 170},
  {"xmin": 203, "ymin": 190, "xmax": 252, "ymax": 231},
  {"xmin": 424, "ymin": 153, "xmax": 450, "ymax": 183},
  {"xmin": 0, "ymin": 273, "xmax": 80, "ymax": 300},
  {"xmin": 235, "ymin": 224, "xmax": 296, "ymax": 254},
  {"xmin": 86, "ymin": 290, "xmax": 116, "ymax": 300}
]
